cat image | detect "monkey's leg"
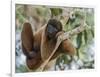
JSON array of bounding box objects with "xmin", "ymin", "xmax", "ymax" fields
[
  {"xmin": 21, "ymin": 23, "xmax": 34, "ymax": 52},
  {"xmin": 21, "ymin": 22, "xmax": 39, "ymax": 70}
]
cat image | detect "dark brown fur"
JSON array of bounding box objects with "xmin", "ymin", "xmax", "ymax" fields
[{"xmin": 21, "ymin": 19, "xmax": 76, "ymax": 70}]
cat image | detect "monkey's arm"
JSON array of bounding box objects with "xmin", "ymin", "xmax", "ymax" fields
[
  {"xmin": 61, "ymin": 39, "xmax": 76, "ymax": 56},
  {"xmin": 56, "ymin": 31, "xmax": 76, "ymax": 56}
]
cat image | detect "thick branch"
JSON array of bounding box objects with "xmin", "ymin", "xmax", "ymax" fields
[{"xmin": 61, "ymin": 20, "xmax": 87, "ymax": 40}]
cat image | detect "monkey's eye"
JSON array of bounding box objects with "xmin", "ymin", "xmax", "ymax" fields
[{"xmin": 47, "ymin": 25, "xmax": 58, "ymax": 34}]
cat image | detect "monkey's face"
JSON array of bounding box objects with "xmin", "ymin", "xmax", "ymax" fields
[{"xmin": 46, "ymin": 19, "xmax": 62, "ymax": 40}]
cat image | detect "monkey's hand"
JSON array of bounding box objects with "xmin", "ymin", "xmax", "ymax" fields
[
  {"xmin": 56, "ymin": 31, "xmax": 65, "ymax": 38},
  {"xmin": 27, "ymin": 51, "xmax": 37, "ymax": 59}
]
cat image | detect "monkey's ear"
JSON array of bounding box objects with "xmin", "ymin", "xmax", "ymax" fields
[{"xmin": 21, "ymin": 22, "xmax": 34, "ymax": 52}]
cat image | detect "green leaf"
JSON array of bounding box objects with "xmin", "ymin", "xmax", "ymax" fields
[
  {"xmin": 91, "ymin": 29, "xmax": 94, "ymax": 37},
  {"xmin": 86, "ymin": 11, "xmax": 94, "ymax": 26},
  {"xmin": 50, "ymin": 8, "xmax": 62, "ymax": 16},
  {"xmin": 76, "ymin": 32, "xmax": 82, "ymax": 49},
  {"xmin": 84, "ymin": 30, "xmax": 88, "ymax": 44},
  {"xmin": 75, "ymin": 10, "xmax": 85, "ymax": 19},
  {"xmin": 16, "ymin": 11, "xmax": 25, "ymax": 24}
]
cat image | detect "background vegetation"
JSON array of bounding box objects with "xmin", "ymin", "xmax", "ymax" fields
[{"xmin": 15, "ymin": 4, "xmax": 94, "ymax": 72}]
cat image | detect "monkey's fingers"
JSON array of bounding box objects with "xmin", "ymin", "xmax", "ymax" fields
[{"xmin": 56, "ymin": 31, "xmax": 65, "ymax": 38}]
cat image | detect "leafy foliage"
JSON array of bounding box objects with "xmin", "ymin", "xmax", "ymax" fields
[
  {"xmin": 15, "ymin": 5, "xmax": 94, "ymax": 72},
  {"xmin": 50, "ymin": 8, "xmax": 62, "ymax": 17}
]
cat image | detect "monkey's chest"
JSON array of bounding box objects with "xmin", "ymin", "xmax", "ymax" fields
[
  {"xmin": 45, "ymin": 41, "xmax": 60, "ymax": 59},
  {"xmin": 33, "ymin": 43, "xmax": 40, "ymax": 52}
]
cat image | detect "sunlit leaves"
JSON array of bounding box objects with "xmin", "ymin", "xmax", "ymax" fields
[{"xmin": 50, "ymin": 8, "xmax": 62, "ymax": 17}]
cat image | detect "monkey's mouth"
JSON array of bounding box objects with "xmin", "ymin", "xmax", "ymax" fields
[{"xmin": 48, "ymin": 32, "xmax": 56, "ymax": 38}]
